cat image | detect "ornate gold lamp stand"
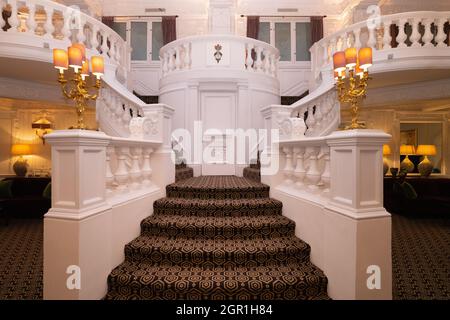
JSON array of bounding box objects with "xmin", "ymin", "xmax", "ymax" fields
[
  {"xmin": 333, "ymin": 47, "xmax": 373, "ymax": 130},
  {"xmin": 53, "ymin": 44, "xmax": 104, "ymax": 129}
]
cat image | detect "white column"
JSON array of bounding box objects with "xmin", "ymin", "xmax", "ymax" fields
[
  {"xmin": 26, "ymin": 2, "xmax": 36, "ymax": 35},
  {"xmin": 320, "ymin": 145, "xmax": 331, "ymax": 195},
  {"xmin": 282, "ymin": 147, "xmax": 294, "ymax": 186},
  {"xmin": 129, "ymin": 146, "xmax": 143, "ymax": 190},
  {"xmin": 114, "ymin": 145, "xmax": 130, "ymax": 192},
  {"xmin": 141, "ymin": 147, "xmax": 153, "ymax": 186},
  {"xmin": 306, "ymin": 146, "xmax": 321, "ymax": 192},
  {"xmin": 44, "ymin": 6, "xmax": 55, "ymax": 39},
  {"xmin": 105, "ymin": 146, "xmax": 115, "ymax": 197},
  {"xmin": 382, "ymin": 20, "xmax": 392, "ymax": 49}
]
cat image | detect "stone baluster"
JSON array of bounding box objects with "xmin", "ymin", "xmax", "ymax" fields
[
  {"xmin": 382, "ymin": 19, "xmax": 392, "ymax": 49},
  {"xmin": 114, "ymin": 40, "xmax": 122, "ymax": 64},
  {"xmin": 270, "ymin": 54, "xmax": 276, "ymax": 76},
  {"xmin": 314, "ymin": 105, "xmax": 323, "ymax": 132},
  {"xmin": 76, "ymin": 18, "xmax": 86, "ymax": 44},
  {"xmin": 255, "ymin": 46, "xmax": 263, "ymax": 72},
  {"xmin": 109, "ymin": 38, "xmax": 116, "ymax": 63},
  {"xmin": 263, "ymin": 49, "xmax": 271, "ymax": 74},
  {"xmin": 141, "ymin": 147, "xmax": 153, "ymax": 186},
  {"xmin": 422, "ymin": 18, "xmax": 434, "ymax": 48},
  {"xmin": 91, "ymin": 24, "xmax": 99, "ymax": 53},
  {"xmin": 319, "ymin": 146, "xmax": 331, "ymax": 195},
  {"xmin": 184, "ymin": 43, "xmax": 191, "ymax": 69},
  {"xmin": 282, "ymin": 147, "xmax": 294, "ymax": 186},
  {"xmin": 396, "ymin": 18, "xmax": 408, "ymax": 48},
  {"xmin": 122, "ymin": 105, "xmax": 131, "ymax": 127},
  {"xmin": 175, "ymin": 46, "xmax": 181, "ymax": 70},
  {"xmin": 168, "ymin": 49, "xmax": 175, "ymax": 71},
  {"xmin": 26, "ymin": 2, "xmax": 36, "ymax": 35},
  {"xmin": 435, "ymin": 17, "xmax": 447, "ymax": 48},
  {"xmin": 114, "ymin": 146, "xmax": 130, "ymax": 192},
  {"xmin": 353, "ymin": 28, "xmax": 362, "ymax": 49},
  {"xmin": 293, "ymin": 147, "xmax": 307, "ymax": 189},
  {"xmin": 367, "ymin": 26, "xmax": 377, "ymax": 48},
  {"xmin": 6, "ymin": 0, "xmax": 19, "ymax": 32},
  {"xmin": 246, "ymin": 43, "xmax": 254, "ymax": 70},
  {"xmin": 305, "ymin": 106, "xmax": 316, "ymax": 135},
  {"xmin": 409, "ymin": 17, "xmax": 422, "ymax": 48},
  {"xmin": 105, "ymin": 146, "xmax": 115, "ymax": 197},
  {"xmin": 306, "ymin": 147, "xmax": 321, "ymax": 192},
  {"xmin": 162, "ymin": 52, "xmax": 169, "ymax": 75},
  {"xmin": 44, "ymin": 6, "xmax": 54, "ymax": 39},
  {"xmin": 341, "ymin": 33, "xmax": 349, "ymax": 50},
  {"xmin": 101, "ymin": 32, "xmax": 110, "ymax": 57},
  {"xmin": 329, "ymin": 37, "xmax": 337, "ymax": 56},
  {"xmin": 61, "ymin": 8, "xmax": 72, "ymax": 41},
  {"xmin": 129, "ymin": 147, "xmax": 142, "ymax": 190},
  {"xmin": 322, "ymin": 41, "xmax": 329, "ymax": 63}
]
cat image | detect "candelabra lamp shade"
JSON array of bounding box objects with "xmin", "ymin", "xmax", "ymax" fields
[
  {"xmin": 400, "ymin": 144, "xmax": 416, "ymax": 173},
  {"xmin": 358, "ymin": 47, "xmax": 373, "ymax": 70},
  {"xmin": 333, "ymin": 51, "xmax": 346, "ymax": 73},
  {"xmin": 382, "ymin": 144, "xmax": 392, "ymax": 176},
  {"xmin": 344, "ymin": 47, "xmax": 358, "ymax": 68},
  {"xmin": 416, "ymin": 145, "xmax": 437, "ymax": 177},
  {"xmin": 11, "ymin": 144, "xmax": 31, "ymax": 177}
]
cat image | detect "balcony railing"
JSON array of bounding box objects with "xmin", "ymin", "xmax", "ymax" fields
[
  {"xmin": 0, "ymin": 0, "xmax": 129, "ymax": 81},
  {"xmin": 159, "ymin": 35, "xmax": 280, "ymax": 79},
  {"xmin": 310, "ymin": 11, "xmax": 450, "ymax": 82}
]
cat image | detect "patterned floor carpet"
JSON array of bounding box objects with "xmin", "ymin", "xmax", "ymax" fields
[
  {"xmin": 0, "ymin": 219, "xmax": 43, "ymax": 300},
  {"xmin": 392, "ymin": 213, "xmax": 450, "ymax": 300},
  {"xmin": 105, "ymin": 176, "xmax": 329, "ymax": 300}
]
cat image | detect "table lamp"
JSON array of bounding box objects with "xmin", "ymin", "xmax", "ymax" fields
[
  {"xmin": 400, "ymin": 145, "xmax": 415, "ymax": 173},
  {"xmin": 416, "ymin": 145, "xmax": 437, "ymax": 177},
  {"xmin": 11, "ymin": 144, "xmax": 31, "ymax": 177}
]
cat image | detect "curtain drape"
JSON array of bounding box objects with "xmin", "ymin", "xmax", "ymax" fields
[
  {"xmin": 162, "ymin": 16, "xmax": 177, "ymax": 45},
  {"xmin": 101, "ymin": 16, "xmax": 114, "ymax": 29},
  {"xmin": 246, "ymin": 16, "xmax": 260, "ymax": 39},
  {"xmin": 310, "ymin": 16, "xmax": 324, "ymax": 44}
]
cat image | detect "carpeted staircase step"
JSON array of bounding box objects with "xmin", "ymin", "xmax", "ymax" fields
[
  {"xmin": 166, "ymin": 176, "xmax": 269, "ymax": 199},
  {"xmin": 106, "ymin": 261, "xmax": 329, "ymax": 300},
  {"xmin": 153, "ymin": 197, "xmax": 282, "ymax": 217},
  {"xmin": 124, "ymin": 235, "xmax": 311, "ymax": 267},
  {"xmin": 243, "ymin": 167, "xmax": 261, "ymax": 182},
  {"xmin": 141, "ymin": 215, "xmax": 296, "ymax": 239},
  {"xmin": 175, "ymin": 167, "xmax": 194, "ymax": 182}
]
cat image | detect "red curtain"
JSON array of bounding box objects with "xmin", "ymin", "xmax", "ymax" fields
[
  {"xmin": 101, "ymin": 16, "xmax": 114, "ymax": 29},
  {"xmin": 162, "ymin": 16, "xmax": 177, "ymax": 45},
  {"xmin": 246, "ymin": 16, "xmax": 260, "ymax": 39},
  {"xmin": 310, "ymin": 16, "xmax": 324, "ymax": 44}
]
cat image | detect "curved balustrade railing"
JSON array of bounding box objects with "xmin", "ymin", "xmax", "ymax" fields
[
  {"xmin": 0, "ymin": 0, "xmax": 129, "ymax": 81},
  {"xmin": 160, "ymin": 35, "xmax": 280, "ymax": 79},
  {"xmin": 311, "ymin": 11, "xmax": 450, "ymax": 81}
]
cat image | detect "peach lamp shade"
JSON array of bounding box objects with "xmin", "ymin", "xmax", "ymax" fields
[
  {"xmin": 344, "ymin": 47, "xmax": 358, "ymax": 68},
  {"xmin": 333, "ymin": 51, "xmax": 346, "ymax": 72},
  {"xmin": 400, "ymin": 145, "xmax": 415, "ymax": 155},
  {"xmin": 358, "ymin": 47, "xmax": 373, "ymax": 70},
  {"xmin": 68, "ymin": 46, "xmax": 83, "ymax": 69},
  {"xmin": 383, "ymin": 145, "xmax": 392, "ymax": 156},
  {"xmin": 72, "ymin": 43, "xmax": 86, "ymax": 62},
  {"xmin": 11, "ymin": 144, "xmax": 31, "ymax": 156},
  {"xmin": 53, "ymin": 49, "xmax": 68, "ymax": 72},
  {"xmin": 91, "ymin": 56, "xmax": 105, "ymax": 78},
  {"xmin": 416, "ymin": 145, "xmax": 437, "ymax": 156}
]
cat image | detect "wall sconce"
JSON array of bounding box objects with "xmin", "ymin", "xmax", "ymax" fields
[{"xmin": 32, "ymin": 116, "xmax": 53, "ymax": 144}]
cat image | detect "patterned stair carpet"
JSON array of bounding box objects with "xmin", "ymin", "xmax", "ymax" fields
[
  {"xmin": 175, "ymin": 163, "xmax": 194, "ymax": 182},
  {"xmin": 105, "ymin": 176, "xmax": 329, "ymax": 300}
]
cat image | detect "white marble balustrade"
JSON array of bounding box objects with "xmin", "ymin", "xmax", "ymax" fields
[
  {"xmin": 105, "ymin": 137, "xmax": 158, "ymax": 198},
  {"xmin": 0, "ymin": 0, "xmax": 129, "ymax": 77},
  {"xmin": 310, "ymin": 11, "xmax": 450, "ymax": 81},
  {"xmin": 160, "ymin": 35, "xmax": 279, "ymax": 79}
]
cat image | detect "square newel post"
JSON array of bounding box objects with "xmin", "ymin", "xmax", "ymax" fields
[
  {"xmin": 44, "ymin": 130, "xmax": 112, "ymax": 300},
  {"xmin": 324, "ymin": 129, "xmax": 392, "ymax": 300},
  {"xmin": 141, "ymin": 104, "xmax": 176, "ymax": 192}
]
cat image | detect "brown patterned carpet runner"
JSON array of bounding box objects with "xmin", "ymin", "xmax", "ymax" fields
[{"xmin": 105, "ymin": 176, "xmax": 329, "ymax": 300}]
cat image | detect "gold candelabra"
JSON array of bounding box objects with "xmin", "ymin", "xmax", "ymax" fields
[
  {"xmin": 53, "ymin": 44, "xmax": 104, "ymax": 129},
  {"xmin": 333, "ymin": 47, "xmax": 373, "ymax": 130}
]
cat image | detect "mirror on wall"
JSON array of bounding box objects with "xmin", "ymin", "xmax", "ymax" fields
[{"xmin": 399, "ymin": 123, "xmax": 443, "ymax": 175}]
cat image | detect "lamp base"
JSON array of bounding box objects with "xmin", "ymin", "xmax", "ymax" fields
[
  {"xmin": 418, "ymin": 156, "xmax": 433, "ymax": 177},
  {"xmin": 13, "ymin": 159, "xmax": 28, "ymax": 177},
  {"xmin": 400, "ymin": 156, "xmax": 415, "ymax": 173},
  {"xmin": 383, "ymin": 158, "xmax": 389, "ymax": 176}
]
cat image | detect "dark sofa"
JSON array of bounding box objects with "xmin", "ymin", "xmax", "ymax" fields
[
  {"xmin": 0, "ymin": 177, "xmax": 51, "ymax": 221},
  {"xmin": 384, "ymin": 177, "xmax": 450, "ymax": 217}
]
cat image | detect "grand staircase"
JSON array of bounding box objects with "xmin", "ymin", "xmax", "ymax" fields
[{"xmin": 105, "ymin": 176, "xmax": 329, "ymax": 300}]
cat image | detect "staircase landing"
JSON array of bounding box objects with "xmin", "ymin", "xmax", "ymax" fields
[{"xmin": 105, "ymin": 176, "xmax": 329, "ymax": 300}]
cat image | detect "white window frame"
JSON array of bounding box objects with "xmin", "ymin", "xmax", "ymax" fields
[
  {"xmin": 259, "ymin": 17, "xmax": 311, "ymax": 65},
  {"xmin": 113, "ymin": 17, "xmax": 162, "ymax": 65}
]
